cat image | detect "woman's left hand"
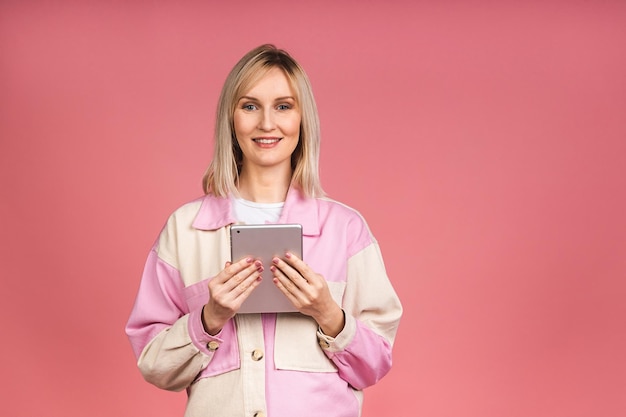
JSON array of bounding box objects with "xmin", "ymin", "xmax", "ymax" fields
[{"xmin": 271, "ymin": 252, "xmax": 345, "ymax": 337}]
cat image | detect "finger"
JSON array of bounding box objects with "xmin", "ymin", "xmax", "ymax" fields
[
  {"xmin": 271, "ymin": 267, "xmax": 302, "ymax": 306},
  {"xmin": 282, "ymin": 252, "xmax": 315, "ymax": 279},
  {"xmin": 216, "ymin": 257, "xmax": 249, "ymax": 281},
  {"xmin": 271, "ymin": 259, "xmax": 308, "ymax": 297},
  {"xmin": 223, "ymin": 259, "xmax": 263, "ymax": 291},
  {"xmin": 272, "ymin": 256, "xmax": 309, "ymax": 288},
  {"xmin": 213, "ymin": 257, "xmax": 254, "ymax": 285},
  {"xmin": 209, "ymin": 263, "xmax": 262, "ymax": 306},
  {"xmin": 233, "ymin": 271, "xmax": 263, "ymax": 301}
]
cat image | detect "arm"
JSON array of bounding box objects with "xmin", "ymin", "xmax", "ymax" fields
[
  {"xmin": 319, "ymin": 241, "xmax": 402, "ymax": 390},
  {"xmin": 271, "ymin": 239, "xmax": 402, "ymax": 390},
  {"xmin": 125, "ymin": 247, "xmax": 239, "ymax": 391}
]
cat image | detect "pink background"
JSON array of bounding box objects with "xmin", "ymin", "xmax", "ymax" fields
[{"xmin": 1, "ymin": 1, "xmax": 625, "ymax": 416}]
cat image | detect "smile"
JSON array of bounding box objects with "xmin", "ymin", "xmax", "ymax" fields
[{"xmin": 253, "ymin": 137, "xmax": 282, "ymax": 144}]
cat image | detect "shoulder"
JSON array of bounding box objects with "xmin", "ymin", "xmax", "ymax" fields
[
  {"xmin": 156, "ymin": 194, "xmax": 230, "ymax": 251},
  {"xmin": 166, "ymin": 196, "xmax": 206, "ymax": 224},
  {"xmin": 315, "ymin": 196, "xmax": 377, "ymax": 250},
  {"xmin": 163, "ymin": 193, "xmax": 232, "ymax": 231},
  {"xmin": 316, "ymin": 196, "xmax": 368, "ymax": 225},
  {"xmin": 171, "ymin": 196, "xmax": 206, "ymax": 216}
]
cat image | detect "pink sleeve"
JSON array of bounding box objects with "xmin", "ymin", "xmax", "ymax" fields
[
  {"xmin": 125, "ymin": 247, "xmax": 188, "ymax": 358},
  {"xmin": 318, "ymin": 313, "xmax": 394, "ymax": 390},
  {"xmin": 125, "ymin": 247, "xmax": 240, "ymax": 390},
  {"xmin": 317, "ymin": 213, "xmax": 402, "ymax": 390}
]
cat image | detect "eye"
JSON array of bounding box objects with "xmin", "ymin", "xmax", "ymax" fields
[
  {"xmin": 277, "ymin": 104, "xmax": 292, "ymax": 111},
  {"xmin": 242, "ymin": 103, "xmax": 257, "ymax": 111}
]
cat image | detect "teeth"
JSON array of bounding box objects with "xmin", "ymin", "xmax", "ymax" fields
[{"xmin": 255, "ymin": 138, "xmax": 280, "ymax": 144}]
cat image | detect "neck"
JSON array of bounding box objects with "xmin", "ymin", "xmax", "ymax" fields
[{"xmin": 237, "ymin": 165, "xmax": 292, "ymax": 203}]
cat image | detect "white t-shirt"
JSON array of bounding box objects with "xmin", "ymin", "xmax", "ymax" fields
[{"xmin": 232, "ymin": 196, "xmax": 284, "ymax": 224}]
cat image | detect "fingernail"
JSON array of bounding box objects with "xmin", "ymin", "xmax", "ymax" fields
[
  {"xmin": 246, "ymin": 257, "xmax": 253, "ymax": 263},
  {"xmin": 285, "ymin": 252, "xmax": 292, "ymax": 258},
  {"xmin": 254, "ymin": 260, "xmax": 262, "ymax": 267},
  {"xmin": 272, "ymin": 257, "xmax": 279, "ymax": 264}
]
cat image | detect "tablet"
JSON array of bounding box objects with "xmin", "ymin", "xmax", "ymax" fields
[{"xmin": 230, "ymin": 224, "xmax": 302, "ymax": 313}]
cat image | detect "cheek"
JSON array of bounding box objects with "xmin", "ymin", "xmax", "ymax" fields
[
  {"xmin": 288, "ymin": 116, "xmax": 302, "ymax": 137},
  {"xmin": 233, "ymin": 113, "xmax": 254, "ymax": 137}
]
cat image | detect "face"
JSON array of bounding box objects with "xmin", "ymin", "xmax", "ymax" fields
[{"xmin": 233, "ymin": 67, "xmax": 301, "ymax": 174}]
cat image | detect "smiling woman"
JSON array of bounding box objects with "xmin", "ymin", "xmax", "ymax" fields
[
  {"xmin": 125, "ymin": 44, "xmax": 402, "ymax": 417},
  {"xmin": 234, "ymin": 67, "xmax": 302, "ymax": 199},
  {"xmin": 204, "ymin": 45, "xmax": 324, "ymax": 200}
]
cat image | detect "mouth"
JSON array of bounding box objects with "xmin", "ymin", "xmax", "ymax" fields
[{"xmin": 253, "ymin": 137, "xmax": 282, "ymax": 145}]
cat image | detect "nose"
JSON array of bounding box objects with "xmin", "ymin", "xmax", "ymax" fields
[{"xmin": 259, "ymin": 109, "xmax": 276, "ymax": 131}]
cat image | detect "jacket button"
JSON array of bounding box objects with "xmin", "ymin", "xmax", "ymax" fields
[
  {"xmin": 254, "ymin": 412, "xmax": 266, "ymax": 417},
  {"xmin": 318, "ymin": 339, "xmax": 330, "ymax": 349},
  {"xmin": 251, "ymin": 349, "xmax": 264, "ymax": 361},
  {"xmin": 207, "ymin": 341, "xmax": 220, "ymax": 351}
]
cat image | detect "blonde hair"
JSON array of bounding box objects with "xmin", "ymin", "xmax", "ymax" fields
[{"xmin": 202, "ymin": 44, "xmax": 324, "ymax": 198}]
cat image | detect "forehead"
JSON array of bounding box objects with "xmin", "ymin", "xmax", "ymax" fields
[{"xmin": 240, "ymin": 66, "xmax": 297, "ymax": 99}]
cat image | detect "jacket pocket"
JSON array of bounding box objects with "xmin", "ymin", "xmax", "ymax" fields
[
  {"xmin": 274, "ymin": 281, "xmax": 345, "ymax": 373},
  {"xmin": 274, "ymin": 313, "xmax": 338, "ymax": 372}
]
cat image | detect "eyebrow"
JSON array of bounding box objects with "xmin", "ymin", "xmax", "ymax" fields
[{"xmin": 238, "ymin": 95, "xmax": 296, "ymax": 102}]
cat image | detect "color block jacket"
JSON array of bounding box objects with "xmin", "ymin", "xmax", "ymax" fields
[{"xmin": 125, "ymin": 188, "xmax": 402, "ymax": 417}]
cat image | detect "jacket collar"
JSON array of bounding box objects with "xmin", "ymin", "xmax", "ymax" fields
[{"xmin": 192, "ymin": 187, "xmax": 321, "ymax": 236}]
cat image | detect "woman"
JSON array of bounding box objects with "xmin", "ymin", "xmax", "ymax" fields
[{"xmin": 126, "ymin": 44, "xmax": 402, "ymax": 417}]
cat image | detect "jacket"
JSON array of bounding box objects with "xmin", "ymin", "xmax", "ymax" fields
[{"xmin": 125, "ymin": 187, "xmax": 402, "ymax": 417}]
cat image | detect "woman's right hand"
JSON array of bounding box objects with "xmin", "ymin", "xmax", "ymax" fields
[{"xmin": 202, "ymin": 257, "xmax": 263, "ymax": 335}]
